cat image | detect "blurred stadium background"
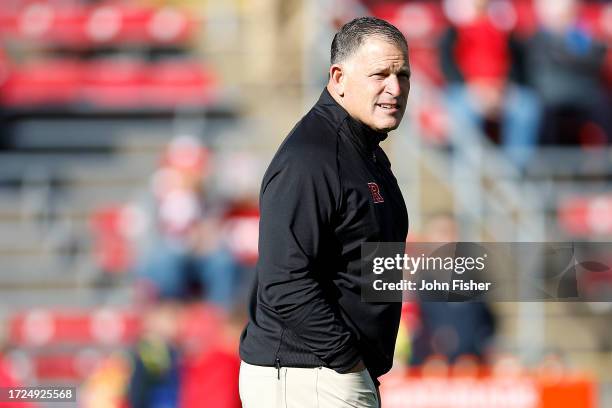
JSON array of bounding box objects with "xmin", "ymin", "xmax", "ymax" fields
[{"xmin": 0, "ymin": 0, "xmax": 611, "ymax": 407}]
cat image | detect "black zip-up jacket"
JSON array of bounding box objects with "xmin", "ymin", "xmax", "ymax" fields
[{"xmin": 239, "ymin": 88, "xmax": 408, "ymax": 384}]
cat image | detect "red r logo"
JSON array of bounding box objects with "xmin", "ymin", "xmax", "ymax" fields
[{"xmin": 367, "ymin": 182, "xmax": 384, "ymax": 203}]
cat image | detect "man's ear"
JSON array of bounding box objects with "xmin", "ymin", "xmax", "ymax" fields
[{"xmin": 329, "ymin": 64, "xmax": 345, "ymax": 97}]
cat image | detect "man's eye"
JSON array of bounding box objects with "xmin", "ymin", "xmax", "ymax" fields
[{"xmin": 372, "ymin": 74, "xmax": 386, "ymax": 79}]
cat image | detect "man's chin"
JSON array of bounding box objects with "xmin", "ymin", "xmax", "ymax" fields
[
  {"xmin": 372, "ymin": 113, "xmax": 404, "ymax": 132},
  {"xmin": 374, "ymin": 120, "xmax": 400, "ymax": 133}
]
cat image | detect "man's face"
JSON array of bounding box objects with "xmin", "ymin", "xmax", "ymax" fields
[{"xmin": 338, "ymin": 37, "xmax": 411, "ymax": 132}]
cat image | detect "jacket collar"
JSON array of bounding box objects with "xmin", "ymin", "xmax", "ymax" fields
[{"xmin": 317, "ymin": 88, "xmax": 388, "ymax": 152}]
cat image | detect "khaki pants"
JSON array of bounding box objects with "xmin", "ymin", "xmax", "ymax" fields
[{"xmin": 239, "ymin": 361, "xmax": 379, "ymax": 408}]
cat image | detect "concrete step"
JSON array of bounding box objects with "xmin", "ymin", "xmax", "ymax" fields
[
  {"xmin": 0, "ymin": 286, "xmax": 133, "ymax": 309},
  {"xmin": 0, "ymin": 222, "xmax": 48, "ymax": 250},
  {"xmin": 0, "ymin": 152, "xmax": 157, "ymax": 185},
  {"xmin": 10, "ymin": 117, "xmax": 175, "ymax": 150},
  {"xmin": 0, "ymin": 218, "xmax": 92, "ymax": 252},
  {"xmin": 0, "ymin": 185, "xmax": 140, "ymax": 219},
  {"xmin": 0, "ymin": 253, "xmax": 94, "ymax": 286}
]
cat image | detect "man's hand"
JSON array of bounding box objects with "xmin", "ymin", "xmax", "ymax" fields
[{"xmin": 346, "ymin": 360, "xmax": 366, "ymax": 373}]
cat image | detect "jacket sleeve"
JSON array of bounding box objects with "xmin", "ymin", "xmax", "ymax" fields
[{"xmin": 257, "ymin": 149, "xmax": 362, "ymax": 373}]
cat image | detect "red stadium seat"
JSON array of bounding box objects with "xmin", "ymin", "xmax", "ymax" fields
[
  {"xmin": 0, "ymin": 58, "xmax": 220, "ymax": 109},
  {"xmin": 0, "ymin": 2, "xmax": 198, "ymax": 48},
  {"xmin": 81, "ymin": 59, "xmax": 147, "ymax": 108},
  {"xmin": 8, "ymin": 309, "xmax": 141, "ymax": 347},
  {"xmin": 5, "ymin": 349, "xmax": 106, "ymax": 382},
  {"xmin": 0, "ymin": 59, "xmax": 81, "ymax": 106},
  {"xmin": 143, "ymin": 61, "xmax": 219, "ymax": 108}
]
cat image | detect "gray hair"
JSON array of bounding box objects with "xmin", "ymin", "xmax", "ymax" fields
[{"xmin": 330, "ymin": 17, "xmax": 408, "ymax": 65}]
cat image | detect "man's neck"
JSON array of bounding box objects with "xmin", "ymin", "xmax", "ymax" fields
[{"xmin": 325, "ymin": 84, "xmax": 387, "ymax": 141}]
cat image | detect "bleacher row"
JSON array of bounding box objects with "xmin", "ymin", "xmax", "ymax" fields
[
  {"xmin": 1, "ymin": 58, "xmax": 219, "ymax": 109},
  {"xmin": 0, "ymin": 2, "xmax": 198, "ymax": 47},
  {"xmin": 0, "ymin": 0, "xmax": 222, "ymax": 110},
  {"xmin": 5, "ymin": 309, "xmax": 140, "ymax": 383},
  {"xmin": 3, "ymin": 304, "xmax": 228, "ymax": 387}
]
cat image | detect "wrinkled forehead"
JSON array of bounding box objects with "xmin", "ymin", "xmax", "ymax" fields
[
  {"xmin": 356, "ymin": 35, "xmax": 408, "ymax": 57},
  {"xmin": 349, "ymin": 37, "xmax": 410, "ymax": 69}
]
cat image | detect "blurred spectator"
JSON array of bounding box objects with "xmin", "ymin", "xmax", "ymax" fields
[
  {"xmin": 440, "ymin": 0, "xmax": 540, "ymax": 169},
  {"xmin": 410, "ymin": 301, "xmax": 496, "ymax": 366},
  {"xmin": 214, "ymin": 151, "xmax": 261, "ymax": 304},
  {"xmin": 409, "ymin": 212, "xmax": 496, "ymax": 366},
  {"xmin": 134, "ymin": 136, "xmax": 241, "ymax": 311},
  {"xmin": 127, "ymin": 302, "xmax": 182, "ymax": 408},
  {"xmin": 177, "ymin": 304, "xmax": 241, "ymax": 408},
  {"xmin": 90, "ymin": 204, "xmax": 135, "ymax": 280},
  {"xmin": 527, "ymin": 0, "xmax": 611, "ymax": 146}
]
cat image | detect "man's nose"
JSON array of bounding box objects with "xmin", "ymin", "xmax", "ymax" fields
[{"xmin": 384, "ymin": 74, "xmax": 401, "ymax": 97}]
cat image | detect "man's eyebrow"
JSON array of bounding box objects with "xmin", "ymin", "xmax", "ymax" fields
[
  {"xmin": 368, "ymin": 65, "xmax": 411, "ymax": 76},
  {"xmin": 399, "ymin": 67, "xmax": 411, "ymax": 77}
]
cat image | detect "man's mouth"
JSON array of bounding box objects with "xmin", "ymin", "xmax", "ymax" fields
[{"xmin": 377, "ymin": 103, "xmax": 399, "ymax": 112}]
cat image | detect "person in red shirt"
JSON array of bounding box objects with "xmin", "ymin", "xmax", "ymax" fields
[
  {"xmin": 177, "ymin": 304, "xmax": 241, "ymax": 408},
  {"xmin": 440, "ymin": 0, "xmax": 540, "ymax": 169}
]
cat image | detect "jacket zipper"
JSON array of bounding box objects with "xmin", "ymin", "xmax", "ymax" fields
[{"xmin": 274, "ymin": 328, "xmax": 285, "ymax": 380}]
